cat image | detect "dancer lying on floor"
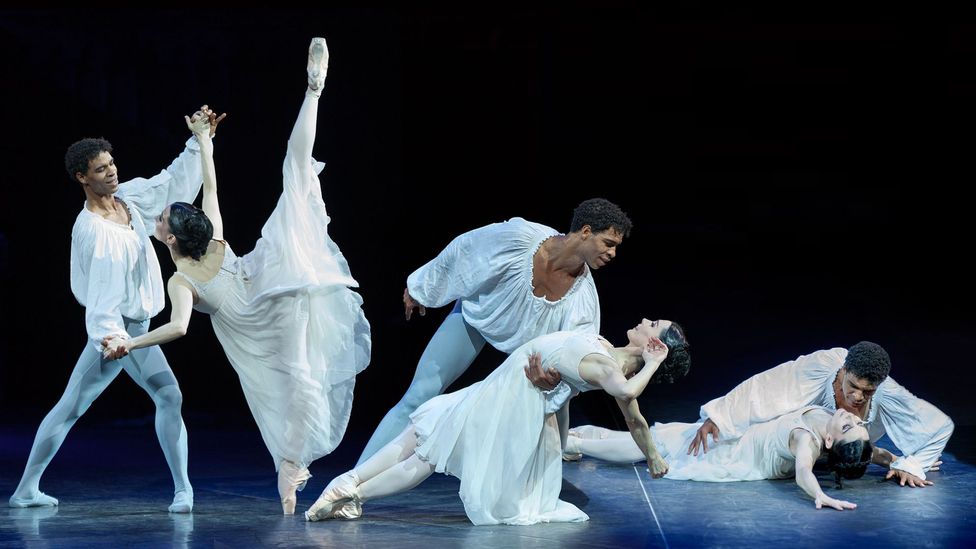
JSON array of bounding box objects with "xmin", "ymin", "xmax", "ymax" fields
[
  {"xmin": 566, "ymin": 406, "xmax": 892, "ymax": 510},
  {"xmin": 564, "ymin": 341, "xmax": 952, "ymax": 490}
]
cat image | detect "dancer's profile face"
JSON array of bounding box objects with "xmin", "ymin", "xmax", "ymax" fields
[
  {"xmin": 582, "ymin": 227, "xmax": 624, "ymax": 270},
  {"xmin": 827, "ymin": 408, "xmax": 870, "ymax": 445},
  {"xmin": 627, "ymin": 318, "xmax": 672, "ymax": 347},
  {"xmin": 78, "ymin": 152, "xmax": 118, "ymax": 196},
  {"xmin": 154, "ymin": 205, "xmax": 173, "ymax": 242}
]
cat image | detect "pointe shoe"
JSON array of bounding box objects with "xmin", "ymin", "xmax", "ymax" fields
[
  {"xmin": 168, "ymin": 489, "xmax": 193, "ymax": 513},
  {"xmin": 562, "ymin": 432, "xmax": 583, "ymax": 462},
  {"xmin": 8, "ymin": 491, "xmax": 59, "ymax": 508},
  {"xmin": 324, "ymin": 500, "xmax": 362, "ymax": 520},
  {"xmin": 278, "ymin": 460, "xmax": 313, "ymax": 515},
  {"xmin": 307, "ymin": 37, "xmax": 329, "ymax": 94},
  {"xmin": 569, "ymin": 425, "xmax": 609, "ymax": 440},
  {"xmin": 304, "ymin": 470, "xmax": 360, "ymax": 522}
]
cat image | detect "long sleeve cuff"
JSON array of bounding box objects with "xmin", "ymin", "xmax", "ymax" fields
[
  {"xmin": 890, "ymin": 455, "xmax": 926, "ymax": 480},
  {"xmin": 184, "ymin": 135, "xmax": 202, "ymax": 152},
  {"xmin": 543, "ymin": 382, "xmax": 573, "ymax": 414}
]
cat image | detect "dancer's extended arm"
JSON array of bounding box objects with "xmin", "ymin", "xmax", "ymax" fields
[
  {"xmin": 580, "ymin": 339, "xmax": 669, "ymax": 477},
  {"xmin": 191, "ymin": 109, "xmax": 225, "ymax": 240},
  {"xmin": 791, "ymin": 430, "xmax": 857, "ymax": 511},
  {"xmin": 103, "ymin": 277, "xmax": 195, "ymax": 358},
  {"xmin": 614, "ymin": 397, "xmax": 667, "ymax": 477}
]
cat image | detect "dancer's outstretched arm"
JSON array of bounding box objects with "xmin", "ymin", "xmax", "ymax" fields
[
  {"xmin": 102, "ymin": 276, "xmax": 195, "ymax": 359},
  {"xmin": 576, "ymin": 339, "xmax": 670, "ymax": 477},
  {"xmin": 791, "ymin": 430, "xmax": 857, "ymax": 511},
  {"xmin": 615, "ymin": 397, "xmax": 667, "ymax": 477},
  {"xmin": 186, "ymin": 109, "xmax": 225, "ymax": 240}
]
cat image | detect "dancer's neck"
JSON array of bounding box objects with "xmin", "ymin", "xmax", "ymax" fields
[
  {"xmin": 538, "ymin": 235, "xmax": 587, "ymax": 277},
  {"xmin": 85, "ymin": 193, "xmax": 120, "ymax": 217},
  {"xmin": 609, "ymin": 345, "xmax": 644, "ymax": 377}
]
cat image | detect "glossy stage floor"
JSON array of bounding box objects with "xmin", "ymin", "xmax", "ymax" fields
[{"xmin": 2, "ymin": 418, "xmax": 974, "ymax": 549}]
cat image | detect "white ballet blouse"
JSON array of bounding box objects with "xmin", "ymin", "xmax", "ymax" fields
[
  {"xmin": 406, "ymin": 217, "xmax": 600, "ymax": 353},
  {"xmin": 70, "ymin": 137, "xmax": 203, "ymax": 350},
  {"xmin": 699, "ymin": 347, "xmax": 954, "ymax": 479}
]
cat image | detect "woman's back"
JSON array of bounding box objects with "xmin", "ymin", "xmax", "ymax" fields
[{"xmin": 173, "ymin": 240, "xmax": 240, "ymax": 315}]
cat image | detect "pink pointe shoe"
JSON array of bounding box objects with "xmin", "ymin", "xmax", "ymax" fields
[
  {"xmin": 307, "ymin": 37, "xmax": 329, "ymax": 95},
  {"xmin": 278, "ymin": 460, "xmax": 313, "ymax": 515},
  {"xmin": 304, "ymin": 470, "xmax": 361, "ymax": 522}
]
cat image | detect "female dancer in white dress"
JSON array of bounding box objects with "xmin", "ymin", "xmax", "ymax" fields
[
  {"xmin": 564, "ymin": 406, "xmax": 884, "ymax": 510},
  {"xmin": 304, "ymin": 319, "xmax": 690, "ymax": 525},
  {"xmin": 102, "ymin": 37, "xmax": 371, "ymax": 514}
]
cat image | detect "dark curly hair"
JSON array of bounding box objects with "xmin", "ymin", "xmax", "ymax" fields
[
  {"xmin": 844, "ymin": 341, "xmax": 891, "ymax": 385},
  {"xmin": 827, "ymin": 438, "xmax": 873, "ymax": 489},
  {"xmin": 569, "ymin": 198, "xmax": 633, "ymax": 238},
  {"xmin": 65, "ymin": 137, "xmax": 113, "ymax": 182},
  {"xmin": 167, "ymin": 202, "xmax": 213, "ymax": 260},
  {"xmin": 649, "ymin": 322, "xmax": 691, "ymax": 385}
]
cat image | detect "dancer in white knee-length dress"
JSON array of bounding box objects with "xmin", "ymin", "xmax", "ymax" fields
[
  {"xmin": 305, "ymin": 319, "xmax": 689, "ymax": 525},
  {"xmin": 102, "ymin": 37, "xmax": 371, "ymax": 515}
]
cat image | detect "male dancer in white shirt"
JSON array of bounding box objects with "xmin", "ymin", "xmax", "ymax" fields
[
  {"xmin": 359, "ymin": 199, "xmax": 633, "ymax": 466},
  {"xmin": 8, "ymin": 107, "xmax": 224, "ymax": 513}
]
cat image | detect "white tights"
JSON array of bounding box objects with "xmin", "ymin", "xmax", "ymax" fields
[
  {"xmin": 353, "ymin": 426, "xmax": 434, "ymax": 502},
  {"xmin": 11, "ymin": 319, "xmax": 190, "ymax": 499},
  {"xmin": 567, "ymin": 425, "xmax": 645, "ymax": 463},
  {"xmin": 357, "ymin": 308, "xmax": 485, "ymax": 465}
]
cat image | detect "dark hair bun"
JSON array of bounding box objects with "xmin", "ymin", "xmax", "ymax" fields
[{"xmin": 168, "ymin": 202, "xmax": 214, "ymax": 260}]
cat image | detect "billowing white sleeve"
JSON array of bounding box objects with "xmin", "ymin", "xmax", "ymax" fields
[
  {"xmin": 406, "ymin": 217, "xmax": 548, "ymax": 308},
  {"xmin": 875, "ymin": 378, "xmax": 954, "ymax": 480},
  {"xmin": 76, "ymin": 229, "xmax": 130, "ymax": 352},
  {"xmin": 117, "ymin": 137, "xmax": 203, "ymax": 233},
  {"xmin": 699, "ymin": 348, "xmax": 844, "ymax": 439}
]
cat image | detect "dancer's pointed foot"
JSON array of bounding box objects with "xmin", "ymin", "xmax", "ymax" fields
[
  {"xmin": 327, "ymin": 500, "xmax": 362, "ymax": 520},
  {"xmin": 8, "ymin": 491, "xmax": 58, "ymax": 508},
  {"xmin": 307, "ymin": 37, "xmax": 329, "ymax": 95},
  {"xmin": 562, "ymin": 432, "xmax": 583, "ymax": 462},
  {"xmin": 569, "ymin": 425, "xmax": 609, "ymax": 440},
  {"xmin": 278, "ymin": 460, "xmax": 313, "ymax": 515},
  {"xmin": 168, "ymin": 489, "xmax": 193, "ymax": 513},
  {"xmin": 304, "ymin": 470, "xmax": 360, "ymax": 522}
]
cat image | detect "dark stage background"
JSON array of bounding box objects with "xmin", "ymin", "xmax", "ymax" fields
[{"xmin": 1, "ymin": 5, "xmax": 973, "ymax": 459}]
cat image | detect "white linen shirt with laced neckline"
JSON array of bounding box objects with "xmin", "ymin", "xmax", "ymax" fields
[
  {"xmin": 69, "ymin": 137, "xmax": 204, "ymax": 352},
  {"xmin": 406, "ymin": 217, "xmax": 600, "ymax": 353}
]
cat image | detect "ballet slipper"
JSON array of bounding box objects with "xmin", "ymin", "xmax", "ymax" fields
[
  {"xmin": 168, "ymin": 489, "xmax": 193, "ymax": 513},
  {"xmin": 326, "ymin": 500, "xmax": 362, "ymax": 520},
  {"xmin": 304, "ymin": 470, "xmax": 361, "ymax": 522},
  {"xmin": 278, "ymin": 460, "xmax": 313, "ymax": 515},
  {"xmin": 568, "ymin": 425, "xmax": 609, "ymax": 440},
  {"xmin": 8, "ymin": 491, "xmax": 58, "ymax": 508},
  {"xmin": 562, "ymin": 433, "xmax": 583, "ymax": 462}
]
